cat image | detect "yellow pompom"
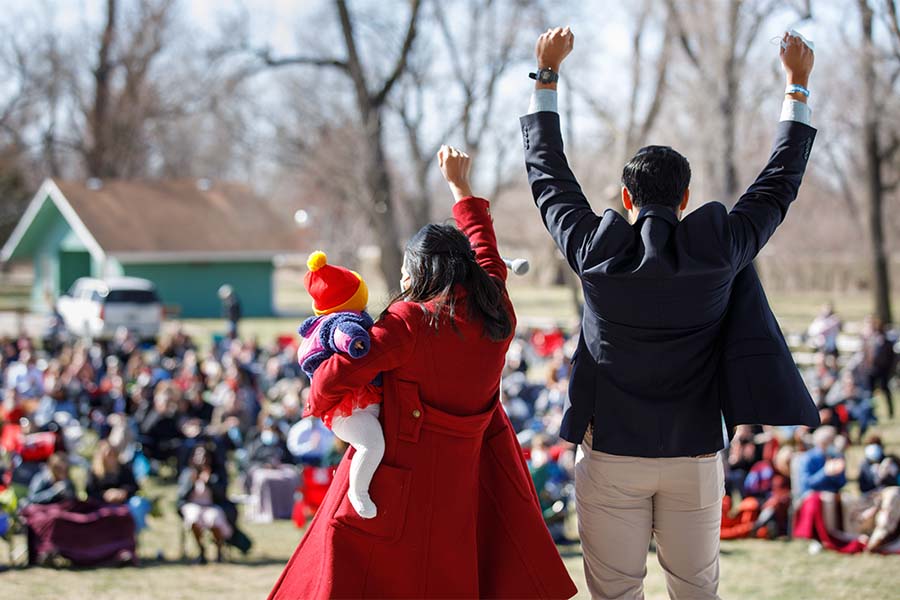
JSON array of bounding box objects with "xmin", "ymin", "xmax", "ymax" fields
[{"xmin": 307, "ymin": 251, "xmax": 328, "ymax": 272}]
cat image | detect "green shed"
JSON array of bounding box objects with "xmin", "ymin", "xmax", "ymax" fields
[{"xmin": 1, "ymin": 179, "xmax": 305, "ymax": 317}]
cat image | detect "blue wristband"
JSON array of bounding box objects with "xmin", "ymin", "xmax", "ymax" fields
[{"xmin": 785, "ymin": 84, "xmax": 810, "ymax": 97}]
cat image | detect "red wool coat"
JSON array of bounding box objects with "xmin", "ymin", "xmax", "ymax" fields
[{"xmin": 268, "ymin": 197, "xmax": 577, "ymax": 599}]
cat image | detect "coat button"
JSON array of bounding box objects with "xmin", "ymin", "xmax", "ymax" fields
[{"xmin": 412, "ymin": 409, "xmax": 421, "ymax": 418}]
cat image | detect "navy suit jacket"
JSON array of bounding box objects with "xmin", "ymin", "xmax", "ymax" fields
[{"xmin": 521, "ymin": 111, "xmax": 820, "ymax": 457}]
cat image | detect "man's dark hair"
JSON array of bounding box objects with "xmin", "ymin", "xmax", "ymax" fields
[{"xmin": 621, "ymin": 145, "xmax": 691, "ymax": 209}]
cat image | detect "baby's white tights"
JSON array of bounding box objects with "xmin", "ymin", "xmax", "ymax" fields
[{"xmin": 330, "ymin": 403, "xmax": 385, "ymax": 519}]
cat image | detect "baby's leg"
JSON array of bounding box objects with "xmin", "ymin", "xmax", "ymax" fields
[{"xmin": 331, "ymin": 404, "xmax": 384, "ymax": 519}]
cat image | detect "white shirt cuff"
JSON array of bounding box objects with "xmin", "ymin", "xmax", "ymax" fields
[
  {"xmin": 780, "ymin": 99, "xmax": 811, "ymax": 125},
  {"xmin": 527, "ymin": 89, "xmax": 558, "ymax": 114}
]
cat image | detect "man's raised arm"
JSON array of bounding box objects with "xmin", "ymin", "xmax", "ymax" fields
[
  {"xmin": 727, "ymin": 32, "xmax": 817, "ymax": 271},
  {"xmin": 520, "ymin": 27, "xmax": 603, "ymax": 276}
]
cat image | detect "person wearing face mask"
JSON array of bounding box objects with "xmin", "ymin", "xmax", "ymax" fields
[
  {"xmin": 796, "ymin": 426, "xmax": 847, "ymax": 498},
  {"xmin": 138, "ymin": 381, "xmax": 184, "ymax": 463},
  {"xmin": 859, "ymin": 436, "xmax": 886, "ymax": 494},
  {"xmin": 245, "ymin": 419, "xmax": 298, "ymax": 523}
]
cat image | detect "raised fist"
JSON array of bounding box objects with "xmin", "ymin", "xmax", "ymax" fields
[
  {"xmin": 438, "ymin": 145, "xmax": 472, "ymax": 202},
  {"xmin": 780, "ymin": 32, "xmax": 814, "ymax": 88},
  {"xmin": 535, "ymin": 27, "xmax": 574, "ymax": 72}
]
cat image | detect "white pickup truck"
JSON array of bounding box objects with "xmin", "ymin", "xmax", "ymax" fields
[{"xmin": 57, "ymin": 277, "xmax": 163, "ymax": 341}]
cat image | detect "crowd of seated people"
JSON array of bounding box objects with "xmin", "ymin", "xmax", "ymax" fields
[
  {"xmin": 501, "ymin": 328, "xmax": 579, "ymax": 541},
  {"xmin": 0, "ymin": 324, "xmax": 331, "ymax": 566},
  {"xmin": 1, "ymin": 305, "xmax": 897, "ymax": 567},
  {"xmin": 719, "ymin": 309, "xmax": 900, "ymax": 552}
]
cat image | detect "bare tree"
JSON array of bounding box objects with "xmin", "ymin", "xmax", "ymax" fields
[
  {"xmin": 571, "ymin": 0, "xmax": 672, "ymax": 209},
  {"xmin": 0, "ymin": 15, "xmax": 64, "ymax": 242},
  {"xmin": 665, "ymin": 0, "xmax": 786, "ymax": 201},
  {"xmin": 858, "ymin": 0, "xmax": 900, "ymax": 323},
  {"xmin": 78, "ymin": 0, "xmax": 179, "ymax": 178},
  {"xmin": 253, "ymin": 0, "xmax": 423, "ymax": 284},
  {"xmin": 392, "ymin": 0, "xmax": 541, "ymax": 230}
]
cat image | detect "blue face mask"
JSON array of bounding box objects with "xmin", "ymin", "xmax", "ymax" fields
[
  {"xmin": 865, "ymin": 444, "xmax": 884, "ymax": 463},
  {"xmin": 261, "ymin": 430, "xmax": 277, "ymax": 446}
]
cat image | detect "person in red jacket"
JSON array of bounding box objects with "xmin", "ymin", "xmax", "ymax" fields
[{"xmin": 268, "ymin": 146, "xmax": 577, "ymax": 599}]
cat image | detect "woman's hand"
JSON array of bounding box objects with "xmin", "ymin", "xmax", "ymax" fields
[{"xmin": 438, "ymin": 145, "xmax": 473, "ymax": 203}]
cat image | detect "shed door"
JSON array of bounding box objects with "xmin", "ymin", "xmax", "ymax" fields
[{"xmin": 58, "ymin": 250, "xmax": 91, "ymax": 294}]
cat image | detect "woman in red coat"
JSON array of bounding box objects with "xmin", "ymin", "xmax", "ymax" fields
[{"xmin": 268, "ymin": 147, "xmax": 577, "ymax": 599}]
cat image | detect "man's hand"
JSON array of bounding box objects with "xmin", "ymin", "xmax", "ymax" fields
[
  {"xmin": 781, "ymin": 31, "xmax": 814, "ymax": 98},
  {"xmin": 535, "ymin": 27, "xmax": 574, "ymax": 74},
  {"xmin": 438, "ymin": 145, "xmax": 473, "ymax": 203}
]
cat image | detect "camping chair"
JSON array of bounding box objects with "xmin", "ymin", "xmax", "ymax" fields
[{"xmin": 291, "ymin": 465, "xmax": 335, "ymax": 528}]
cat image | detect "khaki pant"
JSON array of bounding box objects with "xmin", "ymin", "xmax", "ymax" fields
[{"xmin": 575, "ymin": 431, "xmax": 724, "ymax": 600}]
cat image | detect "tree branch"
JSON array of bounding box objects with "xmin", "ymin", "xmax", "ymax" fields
[
  {"xmin": 664, "ymin": 0, "xmax": 702, "ymax": 71},
  {"xmin": 334, "ymin": 0, "xmax": 372, "ymax": 115},
  {"xmin": 433, "ymin": 0, "xmax": 471, "ymax": 98},
  {"xmin": 883, "ymin": 0, "xmax": 900, "ymax": 61},
  {"xmin": 256, "ymin": 48, "xmax": 348, "ymax": 71},
  {"xmin": 638, "ymin": 22, "xmax": 672, "ymax": 142},
  {"xmin": 882, "ymin": 131, "xmax": 900, "ymax": 161},
  {"xmin": 372, "ymin": 0, "xmax": 423, "ymax": 106}
]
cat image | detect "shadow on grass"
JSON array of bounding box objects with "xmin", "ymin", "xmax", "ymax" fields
[
  {"xmin": 138, "ymin": 555, "xmax": 286, "ymax": 568},
  {"xmin": 18, "ymin": 555, "xmax": 287, "ymax": 572}
]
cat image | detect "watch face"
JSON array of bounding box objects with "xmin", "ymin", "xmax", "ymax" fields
[{"xmin": 540, "ymin": 70, "xmax": 556, "ymax": 83}]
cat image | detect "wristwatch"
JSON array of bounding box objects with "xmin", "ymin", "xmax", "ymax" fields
[{"xmin": 529, "ymin": 67, "xmax": 559, "ymax": 84}]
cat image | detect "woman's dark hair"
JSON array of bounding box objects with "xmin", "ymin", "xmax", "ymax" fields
[{"xmin": 385, "ymin": 223, "xmax": 512, "ymax": 342}]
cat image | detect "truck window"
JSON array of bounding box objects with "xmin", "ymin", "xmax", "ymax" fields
[{"xmin": 104, "ymin": 289, "xmax": 160, "ymax": 304}]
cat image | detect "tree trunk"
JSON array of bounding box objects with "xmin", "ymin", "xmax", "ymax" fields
[
  {"xmin": 860, "ymin": 0, "xmax": 893, "ymax": 323},
  {"xmin": 364, "ymin": 112, "xmax": 405, "ymax": 286},
  {"xmin": 720, "ymin": 0, "xmax": 740, "ymax": 202},
  {"xmin": 87, "ymin": 0, "xmax": 117, "ymax": 178}
]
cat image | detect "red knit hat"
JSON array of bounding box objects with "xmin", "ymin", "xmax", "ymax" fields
[{"xmin": 304, "ymin": 251, "xmax": 368, "ymax": 316}]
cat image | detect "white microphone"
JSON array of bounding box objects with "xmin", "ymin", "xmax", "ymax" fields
[{"xmin": 503, "ymin": 257, "xmax": 530, "ymax": 276}]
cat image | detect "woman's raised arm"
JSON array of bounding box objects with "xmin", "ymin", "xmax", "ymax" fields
[{"xmin": 438, "ymin": 145, "xmax": 507, "ymax": 282}]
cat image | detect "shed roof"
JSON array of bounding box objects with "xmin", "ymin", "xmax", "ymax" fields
[{"xmin": 2, "ymin": 178, "xmax": 306, "ymax": 263}]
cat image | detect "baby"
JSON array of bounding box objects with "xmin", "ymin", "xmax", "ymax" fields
[{"xmin": 297, "ymin": 251, "xmax": 384, "ymax": 519}]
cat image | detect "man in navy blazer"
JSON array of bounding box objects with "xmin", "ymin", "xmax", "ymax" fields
[{"xmin": 521, "ymin": 28, "xmax": 818, "ymax": 599}]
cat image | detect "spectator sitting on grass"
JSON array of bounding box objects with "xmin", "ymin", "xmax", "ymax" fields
[
  {"xmin": 177, "ymin": 445, "xmax": 232, "ymax": 564},
  {"xmin": 806, "ymin": 351, "xmax": 839, "ymax": 400},
  {"xmin": 796, "ymin": 426, "xmax": 847, "ymax": 497},
  {"xmin": 87, "ymin": 439, "xmax": 138, "ymax": 505},
  {"xmin": 859, "ymin": 435, "xmax": 885, "ymax": 494},
  {"xmin": 138, "ymin": 380, "xmax": 184, "ymax": 464},
  {"xmin": 4, "ymin": 348, "xmax": 43, "ymax": 399},
  {"xmin": 826, "ymin": 370, "xmax": 877, "ymax": 442},
  {"xmin": 27, "ymin": 453, "xmax": 75, "ymax": 505},
  {"xmin": 245, "ymin": 419, "xmax": 298, "ymax": 522},
  {"xmin": 807, "ymin": 303, "xmax": 842, "ymax": 357}
]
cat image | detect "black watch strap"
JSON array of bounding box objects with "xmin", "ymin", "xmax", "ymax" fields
[{"xmin": 528, "ymin": 67, "xmax": 559, "ymax": 84}]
